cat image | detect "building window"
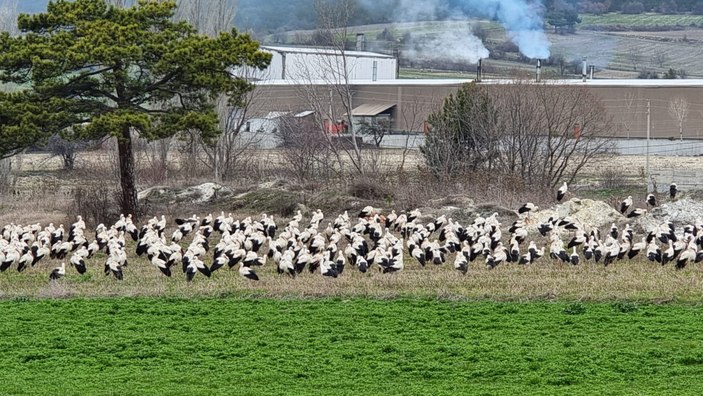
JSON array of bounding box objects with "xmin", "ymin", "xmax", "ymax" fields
[{"xmin": 372, "ymin": 61, "xmax": 378, "ymax": 81}]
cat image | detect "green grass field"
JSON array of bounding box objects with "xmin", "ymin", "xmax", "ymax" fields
[
  {"xmin": 2, "ymin": 298, "xmax": 703, "ymax": 395},
  {"xmin": 582, "ymin": 13, "xmax": 703, "ymax": 27}
]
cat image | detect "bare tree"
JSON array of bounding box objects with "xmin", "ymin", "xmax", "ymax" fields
[
  {"xmin": 275, "ymin": 115, "xmax": 335, "ymax": 182},
  {"xmin": 533, "ymin": 83, "xmax": 614, "ymax": 187},
  {"xmin": 306, "ymin": 0, "xmax": 364, "ymax": 175},
  {"xmin": 47, "ymin": 134, "xmax": 89, "ymax": 171},
  {"xmin": 357, "ymin": 118, "xmax": 390, "ymax": 148},
  {"xmin": 627, "ymin": 47, "xmax": 642, "ymax": 71},
  {"xmin": 397, "ymin": 92, "xmax": 440, "ymax": 173},
  {"xmin": 169, "ymin": 0, "xmax": 239, "ymax": 181},
  {"xmin": 437, "ymin": 81, "xmax": 615, "ymax": 188},
  {"xmin": 621, "ymin": 91, "xmax": 639, "ymax": 139},
  {"xmin": 137, "ymin": 135, "xmax": 172, "ymax": 184},
  {"xmin": 0, "ymin": 0, "xmax": 18, "ymax": 35},
  {"xmin": 198, "ymin": 94, "xmax": 265, "ymax": 182},
  {"xmin": 651, "ymin": 50, "xmax": 669, "ymax": 68},
  {"xmin": 668, "ymin": 97, "xmax": 689, "ymax": 141},
  {"xmin": 0, "ymin": 155, "xmax": 11, "ymax": 193},
  {"xmin": 173, "ymin": 0, "xmax": 236, "ymax": 38},
  {"xmin": 0, "ymin": 0, "xmax": 18, "ymax": 192}
]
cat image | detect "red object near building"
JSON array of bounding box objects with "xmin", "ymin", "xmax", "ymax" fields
[
  {"xmin": 573, "ymin": 123, "xmax": 581, "ymax": 140},
  {"xmin": 323, "ymin": 119, "xmax": 348, "ymax": 135}
]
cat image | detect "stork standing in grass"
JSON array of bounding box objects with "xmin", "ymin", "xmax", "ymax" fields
[
  {"xmin": 557, "ymin": 182, "xmax": 568, "ymax": 202},
  {"xmin": 49, "ymin": 262, "xmax": 65, "ymax": 281},
  {"xmin": 239, "ymin": 262, "xmax": 259, "ymax": 281}
]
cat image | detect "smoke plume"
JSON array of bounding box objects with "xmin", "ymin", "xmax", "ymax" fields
[
  {"xmin": 359, "ymin": 0, "xmax": 551, "ymax": 61},
  {"xmin": 460, "ymin": 0, "xmax": 551, "ymax": 59},
  {"xmin": 406, "ymin": 27, "xmax": 489, "ymax": 65}
]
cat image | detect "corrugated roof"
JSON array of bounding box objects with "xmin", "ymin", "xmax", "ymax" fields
[
  {"xmin": 262, "ymin": 45, "xmax": 395, "ymax": 59},
  {"xmin": 294, "ymin": 110, "xmax": 315, "ymax": 118},
  {"xmin": 350, "ymin": 103, "xmax": 396, "ymax": 116},
  {"xmin": 263, "ymin": 111, "xmax": 289, "ymax": 119}
]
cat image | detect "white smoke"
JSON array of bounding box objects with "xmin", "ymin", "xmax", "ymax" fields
[
  {"xmin": 391, "ymin": 0, "xmax": 488, "ymax": 64},
  {"xmin": 406, "ymin": 27, "xmax": 489, "ymax": 65},
  {"xmin": 358, "ymin": 0, "xmax": 551, "ymax": 60},
  {"xmin": 461, "ymin": 0, "xmax": 551, "ymax": 59}
]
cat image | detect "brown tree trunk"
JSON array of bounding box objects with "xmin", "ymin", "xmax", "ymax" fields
[{"xmin": 117, "ymin": 126, "xmax": 138, "ymax": 219}]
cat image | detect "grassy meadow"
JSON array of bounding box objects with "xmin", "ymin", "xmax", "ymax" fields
[
  {"xmin": 2, "ymin": 298, "xmax": 703, "ymax": 395},
  {"xmin": 4, "ymin": 246, "xmax": 703, "ymax": 301}
]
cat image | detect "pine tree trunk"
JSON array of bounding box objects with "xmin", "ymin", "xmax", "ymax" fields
[{"xmin": 118, "ymin": 126, "xmax": 138, "ymax": 218}]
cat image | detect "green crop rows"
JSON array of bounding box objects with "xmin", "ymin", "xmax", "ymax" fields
[
  {"xmin": 2, "ymin": 298, "xmax": 703, "ymax": 395},
  {"xmin": 582, "ymin": 13, "xmax": 703, "ymax": 27}
]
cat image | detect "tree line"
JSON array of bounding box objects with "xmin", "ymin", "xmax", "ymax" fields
[
  {"xmin": 422, "ymin": 82, "xmax": 614, "ymax": 188},
  {"xmin": 240, "ymin": 0, "xmax": 703, "ymax": 35},
  {"xmin": 19, "ymin": 0, "xmax": 703, "ymax": 37}
]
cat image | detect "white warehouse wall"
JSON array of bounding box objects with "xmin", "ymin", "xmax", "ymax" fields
[{"xmin": 260, "ymin": 46, "xmax": 397, "ymax": 82}]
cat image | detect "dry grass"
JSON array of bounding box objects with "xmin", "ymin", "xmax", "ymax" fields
[
  {"xmin": 0, "ymin": 193, "xmax": 71, "ymax": 226},
  {"xmin": 1, "ymin": 242, "xmax": 701, "ymax": 302}
]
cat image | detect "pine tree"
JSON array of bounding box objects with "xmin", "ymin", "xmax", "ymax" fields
[{"xmin": 0, "ymin": 0, "xmax": 270, "ymax": 217}]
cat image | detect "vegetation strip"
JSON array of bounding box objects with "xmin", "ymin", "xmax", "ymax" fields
[{"xmin": 2, "ymin": 298, "xmax": 703, "ymax": 395}]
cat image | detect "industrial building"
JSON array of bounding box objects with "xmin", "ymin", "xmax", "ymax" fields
[
  {"xmin": 250, "ymin": 78, "xmax": 703, "ymax": 145},
  {"xmin": 255, "ymin": 45, "xmax": 398, "ymax": 82}
]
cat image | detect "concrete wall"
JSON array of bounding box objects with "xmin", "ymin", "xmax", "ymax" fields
[
  {"xmin": 588, "ymin": 85, "xmax": 703, "ymax": 140},
  {"xmin": 251, "ymin": 80, "xmax": 703, "ymax": 140}
]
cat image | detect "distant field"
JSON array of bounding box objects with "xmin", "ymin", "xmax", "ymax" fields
[
  {"xmin": 582, "ymin": 13, "xmax": 703, "ymax": 27},
  {"xmin": 2, "ymin": 298, "xmax": 703, "ymax": 395},
  {"xmin": 610, "ymin": 29, "xmax": 703, "ymax": 41}
]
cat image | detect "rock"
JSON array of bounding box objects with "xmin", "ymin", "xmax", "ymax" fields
[
  {"xmin": 636, "ymin": 198, "xmax": 703, "ymax": 231},
  {"xmin": 258, "ymin": 179, "xmax": 285, "ymax": 189},
  {"xmin": 474, "ymin": 203, "xmax": 517, "ymax": 221},
  {"xmin": 182, "ymin": 183, "xmax": 232, "ymax": 203},
  {"xmin": 426, "ymin": 195, "xmax": 475, "ymax": 209},
  {"xmin": 137, "ymin": 186, "xmax": 167, "ymax": 201},
  {"xmin": 530, "ymin": 198, "xmax": 624, "ymax": 233},
  {"xmin": 138, "ymin": 183, "xmax": 233, "ymax": 205}
]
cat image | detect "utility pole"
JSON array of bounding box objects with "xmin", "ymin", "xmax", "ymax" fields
[{"xmin": 646, "ymin": 99, "xmax": 651, "ymax": 193}]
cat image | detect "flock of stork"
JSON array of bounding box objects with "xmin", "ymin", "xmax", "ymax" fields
[{"xmin": 0, "ymin": 181, "xmax": 700, "ymax": 284}]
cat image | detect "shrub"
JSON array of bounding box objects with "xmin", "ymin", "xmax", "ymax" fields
[
  {"xmin": 622, "ymin": 1, "xmax": 645, "ymax": 14},
  {"xmin": 638, "ymin": 70, "xmax": 659, "ymax": 79},
  {"xmin": 348, "ymin": 178, "xmax": 393, "ymax": 201},
  {"xmin": 612, "ymin": 302, "xmax": 639, "ymax": 313},
  {"xmin": 70, "ymin": 182, "xmax": 120, "ymax": 227},
  {"xmin": 563, "ymin": 303, "xmax": 587, "ymax": 315}
]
